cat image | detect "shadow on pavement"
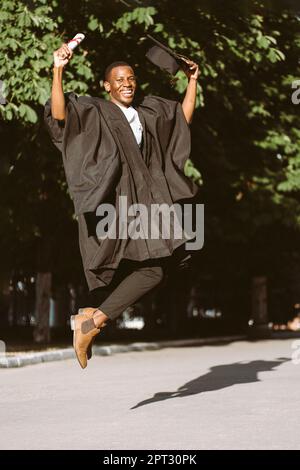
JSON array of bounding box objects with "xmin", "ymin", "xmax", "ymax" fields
[{"xmin": 131, "ymin": 357, "xmax": 289, "ymax": 410}]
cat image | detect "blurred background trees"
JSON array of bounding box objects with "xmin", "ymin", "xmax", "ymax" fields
[{"xmin": 1, "ymin": 0, "xmax": 300, "ymax": 336}]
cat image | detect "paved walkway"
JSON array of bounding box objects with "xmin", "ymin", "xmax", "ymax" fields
[{"xmin": 0, "ymin": 338, "xmax": 298, "ymax": 449}]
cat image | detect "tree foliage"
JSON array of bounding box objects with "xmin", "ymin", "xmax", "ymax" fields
[{"xmin": 1, "ymin": 0, "xmax": 300, "ymax": 300}]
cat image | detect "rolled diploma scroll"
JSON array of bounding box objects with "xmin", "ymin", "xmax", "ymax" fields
[{"xmin": 67, "ymin": 33, "xmax": 85, "ymax": 51}]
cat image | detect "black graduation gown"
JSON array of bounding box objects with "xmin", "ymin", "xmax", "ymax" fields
[{"xmin": 44, "ymin": 92, "xmax": 199, "ymax": 290}]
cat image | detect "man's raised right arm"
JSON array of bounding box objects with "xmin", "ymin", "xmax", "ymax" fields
[{"xmin": 51, "ymin": 44, "xmax": 73, "ymax": 120}]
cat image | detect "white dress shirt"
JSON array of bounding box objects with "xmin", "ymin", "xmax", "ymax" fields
[{"xmin": 116, "ymin": 103, "xmax": 143, "ymax": 147}]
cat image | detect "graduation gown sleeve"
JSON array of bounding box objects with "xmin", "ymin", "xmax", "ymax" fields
[
  {"xmin": 44, "ymin": 92, "xmax": 121, "ymax": 216},
  {"xmin": 139, "ymin": 95, "xmax": 199, "ymax": 201}
]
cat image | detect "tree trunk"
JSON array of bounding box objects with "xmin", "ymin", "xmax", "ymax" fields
[
  {"xmin": 33, "ymin": 272, "xmax": 52, "ymax": 343},
  {"xmin": 251, "ymin": 276, "xmax": 268, "ymax": 326}
]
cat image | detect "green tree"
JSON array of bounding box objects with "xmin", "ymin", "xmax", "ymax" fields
[{"xmin": 1, "ymin": 0, "xmax": 300, "ymax": 326}]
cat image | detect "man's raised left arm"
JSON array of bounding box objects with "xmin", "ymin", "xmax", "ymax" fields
[{"xmin": 182, "ymin": 60, "xmax": 199, "ymax": 125}]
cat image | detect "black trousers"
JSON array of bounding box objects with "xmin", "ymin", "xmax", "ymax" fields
[{"xmin": 88, "ymin": 244, "xmax": 191, "ymax": 321}]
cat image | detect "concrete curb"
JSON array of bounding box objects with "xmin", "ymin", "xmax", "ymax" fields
[{"xmin": 0, "ymin": 335, "xmax": 246, "ymax": 369}]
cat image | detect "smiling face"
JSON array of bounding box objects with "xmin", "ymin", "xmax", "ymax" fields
[{"xmin": 104, "ymin": 65, "xmax": 137, "ymax": 107}]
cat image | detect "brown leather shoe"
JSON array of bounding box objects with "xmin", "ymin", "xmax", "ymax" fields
[
  {"xmin": 78, "ymin": 308, "xmax": 96, "ymax": 360},
  {"xmin": 71, "ymin": 308, "xmax": 105, "ymax": 369}
]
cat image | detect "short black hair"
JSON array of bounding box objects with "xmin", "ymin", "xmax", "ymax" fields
[{"xmin": 104, "ymin": 61, "xmax": 133, "ymax": 81}]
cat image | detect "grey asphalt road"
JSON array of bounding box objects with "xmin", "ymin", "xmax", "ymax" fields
[{"xmin": 0, "ymin": 338, "xmax": 299, "ymax": 450}]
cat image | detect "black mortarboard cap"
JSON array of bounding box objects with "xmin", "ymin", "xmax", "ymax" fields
[{"xmin": 145, "ymin": 34, "xmax": 191, "ymax": 75}]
